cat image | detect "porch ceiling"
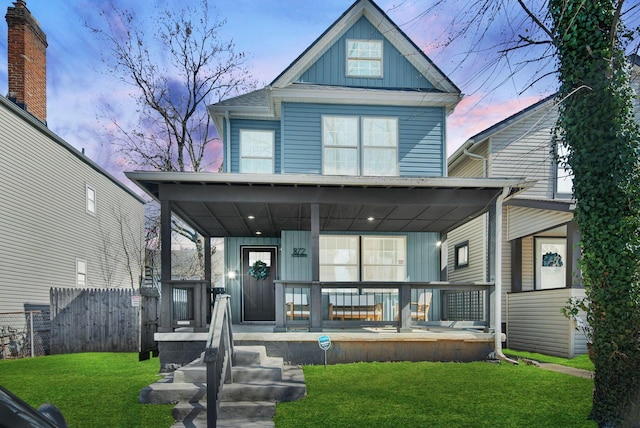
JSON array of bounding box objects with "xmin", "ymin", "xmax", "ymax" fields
[{"xmin": 126, "ymin": 172, "xmax": 532, "ymax": 237}]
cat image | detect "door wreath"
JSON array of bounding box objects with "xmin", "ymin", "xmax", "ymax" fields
[{"xmin": 249, "ymin": 260, "xmax": 270, "ymax": 280}]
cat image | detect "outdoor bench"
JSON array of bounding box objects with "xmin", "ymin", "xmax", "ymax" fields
[{"xmin": 328, "ymin": 294, "xmax": 382, "ymax": 321}]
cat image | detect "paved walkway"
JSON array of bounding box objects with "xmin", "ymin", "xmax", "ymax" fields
[{"xmin": 521, "ymin": 359, "xmax": 593, "ymax": 379}]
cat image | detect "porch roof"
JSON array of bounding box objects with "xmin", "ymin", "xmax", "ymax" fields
[{"xmin": 126, "ymin": 172, "xmax": 532, "ymax": 237}]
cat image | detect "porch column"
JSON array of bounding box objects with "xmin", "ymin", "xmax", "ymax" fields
[
  {"xmin": 398, "ymin": 283, "xmax": 412, "ymax": 333},
  {"xmin": 159, "ymin": 200, "xmax": 172, "ymax": 332},
  {"xmin": 566, "ymin": 221, "xmax": 582, "ymax": 288},
  {"xmin": 310, "ymin": 203, "xmax": 322, "ymax": 332},
  {"xmin": 204, "ymin": 236, "xmax": 212, "ymax": 328}
]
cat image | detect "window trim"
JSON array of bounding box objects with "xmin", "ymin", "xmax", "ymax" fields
[
  {"xmin": 86, "ymin": 185, "xmax": 96, "ymax": 215},
  {"xmin": 346, "ymin": 39, "xmax": 383, "ymax": 78},
  {"xmin": 322, "ymin": 115, "xmax": 398, "ymax": 177},
  {"xmin": 239, "ymin": 129, "xmax": 275, "ymax": 174},
  {"xmin": 454, "ymin": 241, "xmax": 469, "ymax": 269},
  {"xmin": 76, "ymin": 258, "xmax": 87, "ymax": 287}
]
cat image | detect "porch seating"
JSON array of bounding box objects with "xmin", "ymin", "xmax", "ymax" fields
[
  {"xmin": 412, "ymin": 292, "xmax": 432, "ymax": 321},
  {"xmin": 328, "ymin": 294, "xmax": 382, "ymax": 321},
  {"xmin": 286, "ymin": 292, "xmax": 309, "ymax": 320}
]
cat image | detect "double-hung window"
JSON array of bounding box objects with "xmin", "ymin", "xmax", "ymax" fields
[
  {"xmin": 240, "ymin": 130, "xmax": 274, "ymax": 174},
  {"xmin": 76, "ymin": 258, "xmax": 87, "ymax": 287},
  {"xmin": 323, "ymin": 116, "xmax": 398, "ymax": 176},
  {"xmin": 347, "ymin": 39, "xmax": 383, "ymax": 78},
  {"xmin": 556, "ymin": 142, "xmax": 573, "ymax": 196},
  {"xmin": 86, "ymin": 185, "xmax": 96, "ymax": 215}
]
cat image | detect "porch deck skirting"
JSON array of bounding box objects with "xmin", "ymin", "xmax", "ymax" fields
[{"xmin": 154, "ymin": 328, "xmax": 502, "ymax": 369}]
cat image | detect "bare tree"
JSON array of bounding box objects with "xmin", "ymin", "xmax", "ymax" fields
[{"xmin": 89, "ymin": 0, "xmax": 255, "ymax": 172}]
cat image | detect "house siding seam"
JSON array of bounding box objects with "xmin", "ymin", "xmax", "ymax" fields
[
  {"xmin": 0, "ymin": 103, "xmax": 145, "ymax": 313},
  {"xmin": 281, "ymin": 102, "xmax": 445, "ymax": 176},
  {"xmin": 298, "ymin": 16, "xmax": 434, "ymax": 90}
]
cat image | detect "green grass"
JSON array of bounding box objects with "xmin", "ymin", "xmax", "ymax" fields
[
  {"xmin": 0, "ymin": 353, "xmax": 173, "ymax": 428},
  {"xmin": 274, "ymin": 361, "xmax": 596, "ymax": 428},
  {"xmin": 504, "ymin": 348, "xmax": 595, "ymax": 371}
]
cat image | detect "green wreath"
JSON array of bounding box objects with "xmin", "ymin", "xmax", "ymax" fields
[{"xmin": 248, "ymin": 260, "xmax": 270, "ymax": 280}]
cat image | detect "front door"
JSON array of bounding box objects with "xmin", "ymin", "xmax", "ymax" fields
[{"xmin": 242, "ymin": 247, "xmax": 277, "ymax": 321}]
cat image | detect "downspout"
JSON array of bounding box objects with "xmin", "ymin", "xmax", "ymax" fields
[
  {"xmin": 463, "ymin": 149, "xmax": 487, "ymax": 176},
  {"xmin": 225, "ymin": 111, "xmax": 231, "ymax": 173},
  {"xmin": 495, "ymin": 186, "xmax": 518, "ymax": 364}
]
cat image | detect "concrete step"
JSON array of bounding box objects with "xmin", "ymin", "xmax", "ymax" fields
[
  {"xmin": 221, "ymin": 380, "xmax": 306, "ymax": 402},
  {"xmin": 234, "ymin": 345, "xmax": 269, "ymax": 366},
  {"xmin": 174, "ymin": 356, "xmax": 284, "ymax": 384},
  {"xmin": 139, "ymin": 379, "xmax": 206, "ymax": 404},
  {"xmin": 232, "ymin": 364, "xmax": 283, "ymax": 383},
  {"xmin": 172, "ymin": 400, "xmax": 276, "ymax": 422}
]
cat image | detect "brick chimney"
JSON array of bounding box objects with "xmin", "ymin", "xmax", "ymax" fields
[{"xmin": 5, "ymin": 0, "xmax": 47, "ymax": 124}]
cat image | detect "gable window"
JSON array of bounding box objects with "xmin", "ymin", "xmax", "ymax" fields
[
  {"xmin": 86, "ymin": 185, "xmax": 96, "ymax": 215},
  {"xmin": 556, "ymin": 142, "xmax": 573, "ymax": 196},
  {"xmin": 319, "ymin": 235, "xmax": 406, "ymax": 282},
  {"xmin": 454, "ymin": 241, "xmax": 469, "ymax": 269},
  {"xmin": 76, "ymin": 258, "xmax": 87, "ymax": 287},
  {"xmin": 240, "ymin": 130, "xmax": 274, "ymax": 174},
  {"xmin": 323, "ymin": 116, "xmax": 397, "ymax": 176},
  {"xmin": 347, "ymin": 39, "xmax": 383, "ymax": 78}
]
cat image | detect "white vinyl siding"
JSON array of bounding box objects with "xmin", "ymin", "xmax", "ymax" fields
[
  {"xmin": 507, "ymin": 288, "xmax": 588, "ymax": 358},
  {"xmin": 449, "ymin": 142, "xmax": 489, "ymax": 177},
  {"xmin": 507, "ymin": 206, "xmax": 573, "ymax": 241},
  {"xmin": 447, "ymin": 215, "xmax": 487, "ymax": 283},
  {"xmin": 0, "ymin": 99, "xmax": 145, "ymax": 313}
]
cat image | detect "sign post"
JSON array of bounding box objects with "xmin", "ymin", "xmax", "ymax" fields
[{"xmin": 318, "ymin": 335, "xmax": 331, "ymax": 368}]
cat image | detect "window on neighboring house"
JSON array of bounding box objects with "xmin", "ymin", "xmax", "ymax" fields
[
  {"xmin": 454, "ymin": 241, "xmax": 469, "ymax": 269},
  {"xmin": 323, "ymin": 116, "xmax": 398, "ymax": 176},
  {"xmin": 86, "ymin": 185, "xmax": 96, "ymax": 215},
  {"xmin": 319, "ymin": 235, "xmax": 406, "ymax": 282},
  {"xmin": 240, "ymin": 130, "xmax": 274, "ymax": 174},
  {"xmin": 76, "ymin": 259, "xmax": 87, "ymax": 287},
  {"xmin": 556, "ymin": 142, "xmax": 573, "ymax": 196},
  {"xmin": 535, "ymin": 237, "xmax": 566, "ymax": 289},
  {"xmin": 347, "ymin": 39, "xmax": 383, "ymax": 78}
]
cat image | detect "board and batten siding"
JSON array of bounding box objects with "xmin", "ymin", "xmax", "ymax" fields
[
  {"xmin": 489, "ymin": 103, "xmax": 558, "ymax": 199},
  {"xmin": 507, "ymin": 288, "xmax": 588, "ymax": 358},
  {"xmin": 298, "ymin": 16, "xmax": 433, "ymax": 90},
  {"xmin": 507, "ymin": 206, "xmax": 572, "ymax": 241},
  {"xmin": 228, "ymin": 119, "xmax": 281, "ymax": 174},
  {"xmin": 281, "ymin": 102, "xmax": 445, "ymax": 176},
  {"xmin": 0, "ymin": 98, "xmax": 145, "ymax": 314}
]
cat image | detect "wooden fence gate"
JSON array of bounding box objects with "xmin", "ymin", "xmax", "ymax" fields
[{"xmin": 138, "ymin": 287, "xmax": 159, "ymax": 361}]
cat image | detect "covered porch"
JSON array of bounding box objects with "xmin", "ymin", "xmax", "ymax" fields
[{"xmin": 126, "ymin": 172, "xmax": 530, "ymax": 367}]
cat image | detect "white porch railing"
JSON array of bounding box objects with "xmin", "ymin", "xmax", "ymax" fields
[{"xmin": 274, "ymin": 281, "xmax": 494, "ymax": 332}]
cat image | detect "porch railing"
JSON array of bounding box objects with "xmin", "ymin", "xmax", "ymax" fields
[
  {"xmin": 204, "ymin": 294, "xmax": 234, "ymax": 428},
  {"xmin": 274, "ymin": 281, "xmax": 493, "ymax": 332}
]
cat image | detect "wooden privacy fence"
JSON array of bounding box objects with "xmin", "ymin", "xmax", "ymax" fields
[{"xmin": 50, "ymin": 288, "xmax": 154, "ymax": 354}]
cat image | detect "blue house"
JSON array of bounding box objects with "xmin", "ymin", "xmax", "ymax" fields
[{"xmin": 127, "ymin": 0, "xmax": 529, "ymax": 366}]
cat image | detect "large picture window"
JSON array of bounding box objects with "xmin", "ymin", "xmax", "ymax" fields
[
  {"xmin": 323, "ymin": 116, "xmax": 397, "ymax": 176},
  {"xmin": 320, "ymin": 235, "xmax": 406, "ymax": 282},
  {"xmin": 240, "ymin": 130, "xmax": 274, "ymax": 174},
  {"xmin": 347, "ymin": 39, "xmax": 383, "ymax": 78}
]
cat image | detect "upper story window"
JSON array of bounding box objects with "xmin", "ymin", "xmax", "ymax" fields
[
  {"xmin": 323, "ymin": 116, "xmax": 398, "ymax": 176},
  {"xmin": 240, "ymin": 130, "xmax": 274, "ymax": 174},
  {"xmin": 556, "ymin": 142, "xmax": 573, "ymax": 197},
  {"xmin": 86, "ymin": 185, "xmax": 96, "ymax": 215},
  {"xmin": 76, "ymin": 258, "xmax": 87, "ymax": 287},
  {"xmin": 347, "ymin": 39, "xmax": 383, "ymax": 78}
]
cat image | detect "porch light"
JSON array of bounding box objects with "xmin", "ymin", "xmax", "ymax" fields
[
  {"xmin": 436, "ymin": 241, "xmax": 442, "ymax": 247},
  {"xmin": 227, "ymin": 270, "xmax": 237, "ymax": 279}
]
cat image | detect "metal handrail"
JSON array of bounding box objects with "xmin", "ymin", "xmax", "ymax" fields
[{"xmin": 203, "ymin": 294, "xmax": 234, "ymax": 428}]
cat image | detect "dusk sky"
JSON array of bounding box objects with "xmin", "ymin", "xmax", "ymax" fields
[{"xmin": 1, "ymin": 0, "xmax": 637, "ymax": 186}]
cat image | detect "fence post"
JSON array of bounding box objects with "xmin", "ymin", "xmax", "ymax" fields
[{"xmin": 29, "ymin": 311, "xmax": 34, "ymax": 358}]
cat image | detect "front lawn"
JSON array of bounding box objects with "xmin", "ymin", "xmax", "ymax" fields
[
  {"xmin": 504, "ymin": 348, "xmax": 595, "ymax": 371},
  {"xmin": 0, "ymin": 353, "xmax": 173, "ymax": 428},
  {"xmin": 275, "ymin": 361, "xmax": 595, "ymax": 428}
]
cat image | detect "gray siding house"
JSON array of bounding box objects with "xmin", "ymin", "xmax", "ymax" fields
[
  {"xmin": 0, "ymin": 1, "xmax": 146, "ymax": 314},
  {"xmin": 447, "ymin": 56, "xmax": 640, "ymax": 358},
  {"xmin": 128, "ymin": 0, "xmax": 528, "ymax": 360}
]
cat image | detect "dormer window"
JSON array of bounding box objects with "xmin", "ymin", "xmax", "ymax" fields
[{"xmin": 346, "ymin": 39, "xmax": 383, "ymax": 78}]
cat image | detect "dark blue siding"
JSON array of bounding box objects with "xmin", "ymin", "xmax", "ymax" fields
[
  {"xmin": 229, "ymin": 119, "xmax": 281, "ymax": 174},
  {"xmin": 299, "ymin": 16, "xmax": 434, "ymax": 89},
  {"xmin": 282, "ymin": 102, "xmax": 445, "ymax": 177}
]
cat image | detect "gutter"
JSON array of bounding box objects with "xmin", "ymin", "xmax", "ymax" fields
[
  {"xmin": 495, "ymin": 186, "xmax": 518, "ymax": 365},
  {"xmin": 463, "ymin": 149, "xmax": 487, "ymax": 176}
]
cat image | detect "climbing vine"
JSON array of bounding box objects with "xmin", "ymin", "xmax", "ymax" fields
[{"xmin": 550, "ymin": 0, "xmax": 640, "ymax": 425}]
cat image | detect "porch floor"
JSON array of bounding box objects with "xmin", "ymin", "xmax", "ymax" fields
[{"xmin": 155, "ymin": 324, "xmax": 500, "ymax": 369}]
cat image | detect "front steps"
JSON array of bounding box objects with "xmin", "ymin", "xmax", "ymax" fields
[{"xmin": 139, "ymin": 345, "xmax": 306, "ymax": 427}]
